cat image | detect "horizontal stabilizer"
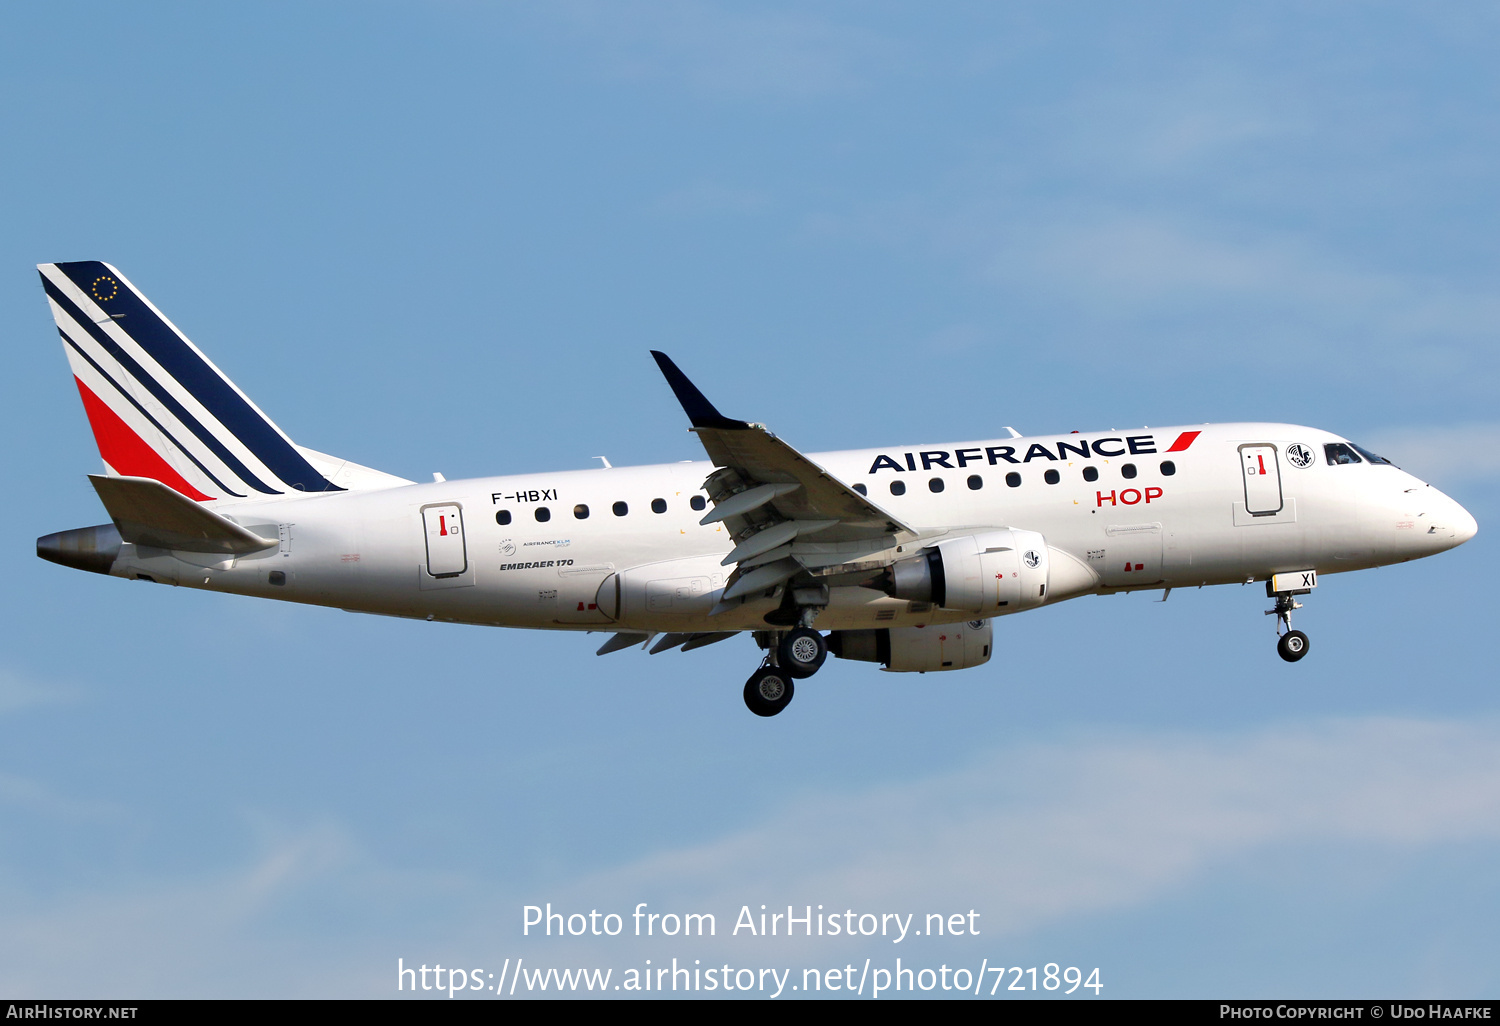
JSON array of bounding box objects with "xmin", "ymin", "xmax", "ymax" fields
[{"xmin": 89, "ymin": 475, "xmax": 278, "ymax": 554}]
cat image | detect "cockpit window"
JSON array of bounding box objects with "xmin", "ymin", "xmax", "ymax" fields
[
  {"xmin": 1350, "ymin": 443, "xmax": 1395, "ymax": 467},
  {"xmin": 1324, "ymin": 443, "xmax": 1363, "ymax": 466}
]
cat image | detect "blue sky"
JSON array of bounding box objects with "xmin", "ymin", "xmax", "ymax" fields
[{"xmin": 2, "ymin": 1, "xmax": 1498, "ymax": 998}]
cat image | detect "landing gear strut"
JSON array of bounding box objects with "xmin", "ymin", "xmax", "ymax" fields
[
  {"xmin": 1265, "ymin": 582, "xmax": 1311, "ymax": 663},
  {"xmin": 743, "ymin": 592, "xmax": 829, "ymax": 715}
]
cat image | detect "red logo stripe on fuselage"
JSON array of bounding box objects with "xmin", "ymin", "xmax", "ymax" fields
[
  {"xmin": 1165, "ymin": 431, "xmax": 1201, "ymax": 452},
  {"xmin": 73, "ymin": 377, "xmax": 213, "ymax": 501}
]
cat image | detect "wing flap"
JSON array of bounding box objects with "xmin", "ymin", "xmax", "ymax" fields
[
  {"xmin": 651, "ymin": 352, "xmax": 922, "ymax": 603},
  {"xmin": 692, "ymin": 424, "xmax": 909, "ymax": 537}
]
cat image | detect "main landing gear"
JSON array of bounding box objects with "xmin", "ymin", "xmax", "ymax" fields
[
  {"xmin": 742, "ymin": 624, "xmax": 830, "ymax": 717},
  {"xmin": 744, "ymin": 665, "xmax": 795, "ymax": 717},
  {"xmin": 1265, "ymin": 580, "xmax": 1312, "ymax": 663},
  {"xmin": 778, "ymin": 626, "xmax": 828, "ymax": 678}
]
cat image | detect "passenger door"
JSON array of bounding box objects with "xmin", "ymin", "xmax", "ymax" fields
[
  {"xmin": 421, "ymin": 504, "xmax": 468, "ymax": 577},
  {"xmin": 1239, "ymin": 444, "xmax": 1283, "ymax": 516}
]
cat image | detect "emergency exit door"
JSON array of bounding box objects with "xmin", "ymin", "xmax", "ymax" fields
[
  {"xmin": 422, "ymin": 504, "xmax": 468, "ymax": 577},
  {"xmin": 1239, "ymin": 445, "xmax": 1283, "ymax": 516}
]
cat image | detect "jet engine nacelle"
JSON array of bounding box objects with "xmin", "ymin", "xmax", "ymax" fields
[
  {"xmin": 884, "ymin": 529, "xmax": 1051, "ymax": 615},
  {"xmin": 827, "ymin": 621, "xmax": 993, "ymax": 673}
]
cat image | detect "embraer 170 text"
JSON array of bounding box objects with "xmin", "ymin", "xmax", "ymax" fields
[{"xmin": 35, "ymin": 262, "xmax": 1478, "ymax": 716}]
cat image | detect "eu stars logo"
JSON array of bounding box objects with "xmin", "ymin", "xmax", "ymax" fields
[{"xmin": 90, "ymin": 275, "xmax": 119, "ymax": 303}]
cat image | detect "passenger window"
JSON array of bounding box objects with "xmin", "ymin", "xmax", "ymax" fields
[
  {"xmin": 1005, "ymin": 472, "xmax": 1021, "ymax": 488},
  {"xmin": 1044, "ymin": 469, "xmax": 1060, "ymax": 485},
  {"xmin": 890, "ymin": 480, "xmax": 906, "ymax": 496},
  {"xmin": 1324, "ymin": 443, "xmax": 1362, "ymax": 466},
  {"xmin": 573, "ymin": 504, "xmax": 589, "ymax": 519},
  {"xmin": 690, "ymin": 495, "xmax": 706, "ymax": 510},
  {"xmin": 495, "ymin": 510, "xmax": 512, "ymax": 526},
  {"xmin": 535, "ymin": 507, "xmax": 551, "ymax": 522},
  {"xmin": 967, "ymin": 475, "xmax": 983, "ymax": 490},
  {"xmin": 1121, "ymin": 463, "xmax": 1137, "ymax": 479},
  {"xmin": 852, "ymin": 483, "xmax": 868, "ymax": 496},
  {"xmin": 1160, "ymin": 460, "xmax": 1176, "ymax": 476},
  {"xmin": 929, "ymin": 478, "xmax": 944, "ymax": 493},
  {"xmin": 1082, "ymin": 467, "xmax": 1099, "ymax": 482},
  {"xmin": 651, "ymin": 498, "xmax": 667, "ymax": 514},
  {"xmin": 612, "ymin": 501, "xmax": 628, "ymax": 517}
]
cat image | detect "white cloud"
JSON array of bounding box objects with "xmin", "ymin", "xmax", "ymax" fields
[
  {"xmin": 0, "ymin": 822, "xmax": 374, "ymax": 997},
  {"xmin": 570, "ymin": 717, "xmax": 1500, "ymax": 943},
  {"xmin": 920, "ymin": 322, "xmax": 985, "ymax": 355},
  {"xmin": 799, "ymin": 179, "xmax": 1500, "ymax": 371},
  {"xmin": 554, "ymin": 1, "xmax": 898, "ymax": 98},
  {"xmin": 0, "ymin": 772, "xmax": 124, "ymax": 825},
  {"xmin": 4, "ymin": 717, "xmax": 1500, "ymax": 994},
  {"xmin": 1049, "ymin": 68, "xmax": 1312, "ymax": 175},
  {"xmin": 651, "ymin": 182, "xmax": 773, "ymax": 218},
  {"xmin": 0, "ymin": 668, "xmax": 76, "ymax": 716},
  {"xmin": 985, "ymin": 213, "xmax": 1500, "ymax": 342}
]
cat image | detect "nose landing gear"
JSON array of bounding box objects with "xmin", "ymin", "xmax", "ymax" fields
[
  {"xmin": 1277, "ymin": 629, "xmax": 1310, "ymax": 662},
  {"xmin": 1265, "ymin": 574, "xmax": 1315, "ymax": 663}
]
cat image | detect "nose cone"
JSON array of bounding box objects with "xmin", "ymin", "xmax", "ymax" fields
[
  {"xmin": 1422, "ymin": 487, "xmax": 1478, "ymax": 550},
  {"xmin": 1453, "ymin": 501, "xmax": 1478, "ymax": 545}
]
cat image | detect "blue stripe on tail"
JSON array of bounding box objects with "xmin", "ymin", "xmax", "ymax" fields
[
  {"xmin": 52, "ymin": 262, "xmax": 342, "ymax": 493},
  {"xmin": 57, "ymin": 329, "xmax": 246, "ymax": 498},
  {"xmin": 43, "ymin": 274, "xmax": 282, "ymax": 494}
]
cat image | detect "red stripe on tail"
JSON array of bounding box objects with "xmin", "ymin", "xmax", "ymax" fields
[
  {"xmin": 1165, "ymin": 430, "xmax": 1201, "ymax": 452},
  {"xmin": 73, "ymin": 377, "xmax": 213, "ymax": 501}
]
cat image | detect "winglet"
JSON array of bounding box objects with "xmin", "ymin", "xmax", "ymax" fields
[{"xmin": 650, "ymin": 352, "xmax": 750, "ymax": 430}]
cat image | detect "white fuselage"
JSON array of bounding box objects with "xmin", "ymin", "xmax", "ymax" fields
[{"xmin": 104, "ymin": 423, "xmax": 1476, "ymax": 634}]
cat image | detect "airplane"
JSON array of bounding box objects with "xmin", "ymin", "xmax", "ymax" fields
[{"xmin": 34, "ymin": 261, "xmax": 1479, "ymax": 717}]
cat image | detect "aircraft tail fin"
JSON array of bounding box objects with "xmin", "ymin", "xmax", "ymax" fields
[{"xmin": 38, "ymin": 261, "xmax": 408, "ymax": 502}]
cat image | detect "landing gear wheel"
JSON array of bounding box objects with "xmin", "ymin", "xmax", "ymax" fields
[
  {"xmin": 744, "ymin": 667, "xmax": 795, "ymax": 717},
  {"xmin": 1277, "ymin": 630, "xmax": 1310, "ymax": 663},
  {"xmin": 778, "ymin": 628, "xmax": 827, "ymax": 679}
]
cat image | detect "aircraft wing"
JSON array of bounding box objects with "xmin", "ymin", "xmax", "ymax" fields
[{"xmin": 652, "ymin": 352, "xmax": 916, "ymax": 601}]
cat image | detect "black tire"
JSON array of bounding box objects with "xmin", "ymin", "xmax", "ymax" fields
[
  {"xmin": 778, "ymin": 628, "xmax": 827, "ymax": 679},
  {"xmin": 1277, "ymin": 630, "xmax": 1310, "ymax": 663},
  {"xmin": 743, "ymin": 667, "xmax": 795, "ymax": 717}
]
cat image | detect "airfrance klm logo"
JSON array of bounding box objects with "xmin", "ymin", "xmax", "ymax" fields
[{"xmin": 867, "ymin": 431, "xmax": 1200, "ymax": 475}]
